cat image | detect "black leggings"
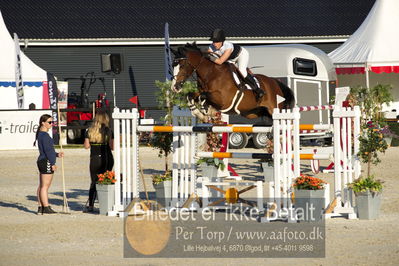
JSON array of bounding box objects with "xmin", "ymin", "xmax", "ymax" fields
[{"xmin": 88, "ymin": 153, "xmax": 114, "ymax": 206}]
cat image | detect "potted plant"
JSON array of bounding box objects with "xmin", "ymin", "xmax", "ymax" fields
[
  {"xmin": 148, "ymin": 81, "xmax": 198, "ymax": 207},
  {"xmin": 196, "ymin": 113, "xmax": 227, "ymax": 180},
  {"xmin": 152, "ymin": 171, "xmax": 172, "ymax": 207},
  {"xmin": 149, "ymin": 132, "xmax": 173, "ymax": 207},
  {"xmin": 350, "ymin": 121, "xmax": 387, "ymax": 220},
  {"xmin": 354, "ymin": 121, "xmax": 388, "ymax": 219},
  {"xmin": 197, "ymin": 157, "xmax": 226, "ymax": 179},
  {"xmin": 293, "ymin": 174, "xmax": 327, "ymax": 222},
  {"xmin": 348, "ymin": 85, "xmax": 393, "ymax": 220},
  {"xmin": 96, "ymin": 170, "xmax": 116, "ymax": 215},
  {"xmin": 347, "ymin": 176, "xmax": 383, "ymax": 220}
]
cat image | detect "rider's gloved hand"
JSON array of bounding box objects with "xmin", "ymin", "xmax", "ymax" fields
[{"xmin": 204, "ymin": 53, "xmax": 217, "ymax": 62}]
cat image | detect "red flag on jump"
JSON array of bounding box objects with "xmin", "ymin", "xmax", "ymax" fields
[{"xmin": 129, "ymin": 96, "xmax": 139, "ymax": 105}]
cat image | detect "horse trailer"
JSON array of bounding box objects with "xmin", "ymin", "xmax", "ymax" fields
[{"xmin": 228, "ymin": 44, "xmax": 337, "ymax": 149}]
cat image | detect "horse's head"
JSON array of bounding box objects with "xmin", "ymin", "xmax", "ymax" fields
[{"xmin": 171, "ymin": 43, "xmax": 204, "ymax": 92}]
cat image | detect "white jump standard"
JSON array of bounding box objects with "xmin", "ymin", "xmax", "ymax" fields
[{"xmin": 109, "ymin": 88, "xmax": 361, "ymax": 221}]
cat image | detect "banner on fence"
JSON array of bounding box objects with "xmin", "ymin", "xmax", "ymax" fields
[{"xmin": 0, "ymin": 110, "xmax": 50, "ymax": 150}]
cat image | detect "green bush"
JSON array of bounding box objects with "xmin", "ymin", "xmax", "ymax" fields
[
  {"xmin": 197, "ymin": 158, "xmax": 226, "ymax": 171},
  {"xmin": 347, "ymin": 175, "xmax": 383, "ymax": 195}
]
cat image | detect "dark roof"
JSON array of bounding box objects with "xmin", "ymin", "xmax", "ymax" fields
[{"xmin": 0, "ymin": 0, "xmax": 375, "ymax": 41}]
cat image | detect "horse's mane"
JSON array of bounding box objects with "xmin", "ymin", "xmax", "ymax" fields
[
  {"xmin": 172, "ymin": 42, "xmax": 204, "ymax": 63},
  {"xmin": 179, "ymin": 42, "xmax": 203, "ymax": 56},
  {"xmin": 184, "ymin": 42, "xmax": 200, "ymax": 51}
]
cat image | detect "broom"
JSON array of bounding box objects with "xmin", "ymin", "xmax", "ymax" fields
[{"xmin": 57, "ymin": 104, "xmax": 70, "ymax": 214}]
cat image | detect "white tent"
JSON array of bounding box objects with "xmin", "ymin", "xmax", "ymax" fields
[
  {"xmin": 329, "ymin": 0, "xmax": 399, "ymax": 112},
  {"xmin": 0, "ymin": 10, "xmax": 48, "ymax": 109}
]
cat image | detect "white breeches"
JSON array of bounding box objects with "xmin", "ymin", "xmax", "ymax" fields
[{"xmin": 229, "ymin": 47, "xmax": 249, "ymax": 78}]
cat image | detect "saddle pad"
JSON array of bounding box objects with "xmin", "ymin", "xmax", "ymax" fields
[{"xmin": 232, "ymin": 72, "xmax": 259, "ymax": 90}]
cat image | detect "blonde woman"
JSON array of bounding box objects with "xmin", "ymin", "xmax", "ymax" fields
[{"xmin": 84, "ymin": 111, "xmax": 114, "ymax": 212}]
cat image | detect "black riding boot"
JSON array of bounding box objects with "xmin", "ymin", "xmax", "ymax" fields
[{"xmin": 245, "ymin": 75, "xmax": 264, "ymax": 100}]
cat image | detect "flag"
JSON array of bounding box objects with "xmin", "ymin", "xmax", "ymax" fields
[
  {"xmin": 14, "ymin": 33, "xmax": 24, "ymax": 109},
  {"xmin": 164, "ymin": 23, "xmax": 173, "ymax": 81},
  {"xmin": 277, "ymin": 95, "xmax": 286, "ymax": 105},
  {"xmin": 129, "ymin": 96, "xmax": 139, "ymax": 105},
  {"xmin": 47, "ymin": 73, "xmax": 59, "ymax": 144}
]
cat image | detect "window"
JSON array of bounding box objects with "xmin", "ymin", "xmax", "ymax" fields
[{"xmin": 293, "ymin": 58, "xmax": 317, "ymax": 76}]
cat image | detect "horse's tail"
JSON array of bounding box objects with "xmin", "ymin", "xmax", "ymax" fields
[{"xmin": 276, "ymin": 80, "xmax": 295, "ymax": 109}]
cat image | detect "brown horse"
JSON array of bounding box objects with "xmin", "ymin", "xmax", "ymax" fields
[{"xmin": 171, "ymin": 43, "xmax": 295, "ymax": 120}]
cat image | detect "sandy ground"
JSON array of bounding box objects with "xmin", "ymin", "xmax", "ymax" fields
[{"xmin": 0, "ymin": 146, "xmax": 398, "ymax": 265}]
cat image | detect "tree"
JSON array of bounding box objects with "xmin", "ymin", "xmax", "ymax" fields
[
  {"xmin": 154, "ymin": 80, "xmax": 198, "ymax": 125},
  {"xmin": 349, "ymin": 84, "xmax": 393, "ymax": 177},
  {"xmin": 149, "ymin": 80, "xmax": 198, "ymax": 172}
]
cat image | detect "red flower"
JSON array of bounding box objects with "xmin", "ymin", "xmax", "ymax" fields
[
  {"xmin": 97, "ymin": 170, "xmax": 116, "ymax": 185},
  {"xmin": 293, "ymin": 174, "xmax": 326, "ymax": 190}
]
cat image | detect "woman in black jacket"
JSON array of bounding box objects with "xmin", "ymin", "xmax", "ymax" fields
[{"xmin": 84, "ymin": 111, "xmax": 114, "ymax": 212}]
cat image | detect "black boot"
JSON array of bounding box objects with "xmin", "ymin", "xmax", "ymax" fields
[
  {"xmin": 42, "ymin": 206, "xmax": 57, "ymax": 214},
  {"xmin": 83, "ymin": 205, "xmax": 94, "ymax": 213},
  {"xmin": 245, "ymin": 75, "xmax": 264, "ymax": 100},
  {"xmin": 37, "ymin": 206, "xmax": 42, "ymax": 215}
]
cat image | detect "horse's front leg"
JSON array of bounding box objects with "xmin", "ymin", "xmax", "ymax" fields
[
  {"xmin": 187, "ymin": 94, "xmax": 208, "ymax": 122},
  {"xmin": 198, "ymin": 94, "xmax": 209, "ymax": 114},
  {"xmin": 204, "ymin": 105, "xmax": 218, "ymax": 118}
]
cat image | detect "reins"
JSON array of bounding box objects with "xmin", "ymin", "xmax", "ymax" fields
[{"xmin": 175, "ymin": 54, "xmax": 207, "ymax": 85}]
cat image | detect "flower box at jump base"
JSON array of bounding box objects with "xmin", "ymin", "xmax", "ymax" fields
[{"xmin": 96, "ymin": 170, "xmax": 116, "ymax": 215}]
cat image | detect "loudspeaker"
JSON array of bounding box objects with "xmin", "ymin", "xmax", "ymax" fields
[{"xmin": 101, "ymin": 53, "xmax": 122, "ymax": 74}]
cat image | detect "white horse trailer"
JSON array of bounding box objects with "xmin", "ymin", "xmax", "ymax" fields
[{"xmin": 229, "ymin": 44, "xmax": 337, "ymax": 148}]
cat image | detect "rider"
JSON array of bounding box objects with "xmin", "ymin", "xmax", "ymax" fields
[{"xmin": 205, "ymin": 28, "xmax": 264, "ymax": 100}]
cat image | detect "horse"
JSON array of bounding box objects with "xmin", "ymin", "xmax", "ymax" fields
[{"xmin": 171, "ymin": 43, "xmax": 295, "ymax": 121}]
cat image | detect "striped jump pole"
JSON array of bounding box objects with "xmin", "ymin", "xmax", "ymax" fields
[
  {"xmin": 299, "ymin": 105, "xmax": 335, "ymax": 124},
  {"xmin": 138, "ymin": 124, "xmax": 331, "ymax": 133},
  {"xmin": 299, "ymin": 124, "xmax": 331, "ymax": 131},
  {"xmin": 197, "ymin": 152, "xmax": 331, "ymax": 160},
  {"xmin": 138, "ymin": 125, "xmax": 273, "ymax": 133},
  {"xmin": 299, "ymin": 105, "xmax": 334, "ymax": 112},
  {"xmin": 300, "ymin": 129, "xmax": 330, "ymax": 134}
]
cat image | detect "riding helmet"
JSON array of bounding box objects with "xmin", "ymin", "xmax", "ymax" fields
[{"xmin": 210, "ymin": 29, "xmax": 226, "ymax": 42}]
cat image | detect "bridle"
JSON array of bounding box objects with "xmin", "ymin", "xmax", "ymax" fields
[{"xmin": 173, "ymin": 54, "xmax": 206, "ymax": 85}]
